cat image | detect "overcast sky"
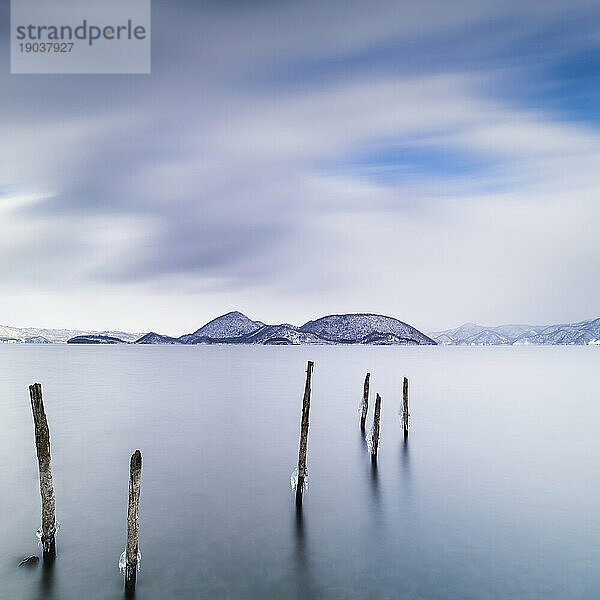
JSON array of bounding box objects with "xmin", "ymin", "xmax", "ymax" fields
[{"xmin": 1, "ymin": 0, "xmax": 599, "ymax": 335}]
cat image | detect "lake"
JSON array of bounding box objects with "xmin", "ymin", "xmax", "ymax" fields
[{"xmin": 0, "ymin": 344, "xmax": 598, "ymax": 599}]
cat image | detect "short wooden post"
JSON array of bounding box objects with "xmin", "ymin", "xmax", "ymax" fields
[
  {"xmin": 295, "ymin": 361, "xmax": 314, "ymax": 506},
  {"xmin": 368, "ymin": 393, "xmax": 382, "ymax": 461},
  {"xmin": 29, "ymin": 383, "xmax": 57, "ymax": 560},
  {"xmin": 124, "ymin": 450, "xmax": 142, "ymax": 596},
  {"xmin": 360, "ymin": 372, "xmax": 370, "ymax": 430},
  {"xmin": 402, "ymin": 377, "xmax": 409, "ymax": 440}
]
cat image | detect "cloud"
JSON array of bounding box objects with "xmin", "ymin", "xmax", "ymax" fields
[{"xmin": 0, "ymin": 0, "xmax": 599, "ymax": 332}]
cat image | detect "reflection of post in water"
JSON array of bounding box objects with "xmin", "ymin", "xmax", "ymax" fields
[
  {"xmin": 294, "ymin": 505, "xmax": 305, "ymax": 564},
  {"xmin": 370, "ymin": 459, "xmax": 380, "ymax": 503},
  {"xmin": 358, "ymin": 423, "xmax": 368, "ymax": 451},
  {"xmin": 292, "ymin": 505, "xmax": 314, "ymax": 600},
  {"xmin": 401, "ymin": 435, "xmax": 411, "ymax": 483},
  {"xmin": 38, "ymin": 556, "xmax": 55, "ymax": 600}
]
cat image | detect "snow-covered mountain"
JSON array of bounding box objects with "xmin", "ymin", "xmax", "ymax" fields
[
  {"xmin": 243, "ymin": 324, "xmax": 332, "ymax": 345},
  {"xmin": 300, "ymin": 313, "xmax": 436, "ymax": 345},
  {"xmin": 513, "ymin": 318, "xmax": 600, "ymax": 345},
  {"xmin": 136, "ymin": 332, "xmax": 180, "ymax": 345},
  {"xmin": 0, "ymin": 324, "xmax": 142, "ymax": 344},
  {"xmin": 144, "ymin": 311, "xmax": 435, "ymax": 346},
  {"xmin": 1, "ymin": 311, "xmax": 434, "ymax": 346},
  {"xmin": 67, "ymin": 334, "xmax": 129, "ymax": 344},
  {"xmin": 178, "ymin": 311, "xmax": 265, "ymax": 344},
  {"xmin": 430, "ymin": 318, "xmax": 600, "ymax": 345},
  {"xmin": 10, "ymin": 312, "xmax": 597, "ymax": 346}
]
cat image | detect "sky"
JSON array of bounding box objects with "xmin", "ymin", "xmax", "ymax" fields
[{"xmin": 1, "ymin": 0, "xmax": 599, "ymax": 335}]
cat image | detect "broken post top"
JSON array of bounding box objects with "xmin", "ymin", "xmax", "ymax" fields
[
  {"xmin": 298, "ymin": 361, "xmax": 314, "ymax": 459},
  {"xmin": 360, "ymin": 372, "xmax": 370, "ymax": 429},
  {"xmin": 29, "ymin": 383, "xmax": 48, "ymax": 433},
  {"xmin": 29, "ymin": 382, "xmax": 51, "ymax": 458},
  {"xmin": 29, "ymin": 382, "xmax": 42, "ymax": 398},
  {"xmin": 130, "ymin": 449, "xmax": 142, "ymax": 473},
  {"xmin": 301, "ymin": 361, "xmax": 314, "ymax": 417}
]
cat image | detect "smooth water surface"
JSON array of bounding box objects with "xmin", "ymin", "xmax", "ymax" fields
[{"xmin": 0, "ymin": 345, "xmax": 598, "ymax": 599}]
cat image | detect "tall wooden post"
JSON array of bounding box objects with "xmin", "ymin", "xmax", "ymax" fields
[
  {"xmin": 402, "ymin": 377, "xmax": 409, "ymax": 440},
  {"xmin": 369, "ymin": 393, "xmax": 382, "ymax": 461},
  {"xmin": 29, "ymin": 383, "xmax": 57, "ymax": 560},
  {"xmin": 124, "ymin": 450, "xmax": 142, "ymax": 596},
  {"xmin": 295, "ymin": 361, "xmax": 314, "ymax": 506},
  {"xmin": 360, "ymin": 372, "xmax": 370, "ymax": 430}
]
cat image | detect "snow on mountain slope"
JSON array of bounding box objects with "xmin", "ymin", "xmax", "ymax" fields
[
  {"xmin": 430, "ymin": 318, "xmax": 600, "ymax": 345},
  {"xmin": 135, "ymin": 332, "xmax": 180, "ymax": 344},
  {"xmin": 179, "ymin": 311, "xmax": 265, "ymax": 343},
  {"xmin": 243, "ymin": 324, "xmax": 332, "ymax": 345},
  {"xmin": 514, "ymin": 318, "xmax": 600, "ymax": 345},
  {"xmin": 0, "ymin": 324, "xmax": 142, "ymax": 343},
  {"xmin": 300, "ymin": 313, "xmax": 435, "ymax": 345}
]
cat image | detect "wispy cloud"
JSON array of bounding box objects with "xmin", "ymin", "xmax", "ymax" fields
[{"xmin": 0, "ymin": 0, "xmax": 599, "ymax": 332}]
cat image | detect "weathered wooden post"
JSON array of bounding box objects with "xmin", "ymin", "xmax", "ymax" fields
[
  {"xmin": 368, "ymin": 393, "xmax": 382, "ymax": 462},
  {"xmin": 123, "ymin": 450, "xmax": 142, "ymax": 596},
  {"xmin": 360, "ymin": 372, "xmax": 370, "ymax": 430},
  {"xmin": 29, "ymin": 383, "xmax": 57, "ymax": 560},
  {"xmin": 402, "ymin": 377, "xmax": 409, "ymax": 440},
  {"xmin": 294, "ymin": 361, "xmax": 314, "ymax": 506}
]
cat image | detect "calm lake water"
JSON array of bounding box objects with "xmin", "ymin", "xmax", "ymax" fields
[{"xmin": 0, "ymin": 345, "xmax": 598, "ymax": 599}]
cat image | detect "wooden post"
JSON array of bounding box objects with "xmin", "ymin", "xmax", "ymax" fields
[
  {"xmin": 295, "ymin": 361, "xmax": 314, "ymax": 506},
  {"xmin": 360, "ymin": 372, "xmax": 370, "ymax": 430},
  {"xmin": 369, "ymin": 393, "xmax": 382, "ymax": 461},
  {"xmin": 29, "ymin": 383, "xmax": 57, "ymax": 560},
  {"xmin": 124, "ymin": 450, "xmax": 142, "ymax": 596},
  {"xmin": 402, "ymin": 377, "xmax": 409, "ymax": 440}
]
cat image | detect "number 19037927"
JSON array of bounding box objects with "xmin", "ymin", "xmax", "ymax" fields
[{"xmin": 19, "ymin": 42, "xmax": 74, "ymax": 53}]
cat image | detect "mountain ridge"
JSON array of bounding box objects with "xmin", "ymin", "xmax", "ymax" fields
[
  {"xmin": 0, "ymin": 324, "xmax": 143, "ymax": 344},
  {"xmin": 430, "ymin": 317, "xmax": 600, "ymax": 345},
  {"xmin": 300, "ymin": 313, "xmax": 435, "ymax": 345},
  {"xmin": 3, "ymin": 313, "xmax": 598, "ymax": 346},
  {"xmin": 164, "ymin": 311, "xmax": 436, "ymax": 346}
]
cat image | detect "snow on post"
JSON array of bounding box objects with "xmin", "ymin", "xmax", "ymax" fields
[
  {"xmin": 293, "ymin": 361, "xmax": 314, "ymax": 506},
  {"xmin": 360, "ymin": 372, "xmax": 370, "ymax": 431},
  {"xmin": 29, "ymin": 383, "xmax": 57, "ymax": 560}
]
